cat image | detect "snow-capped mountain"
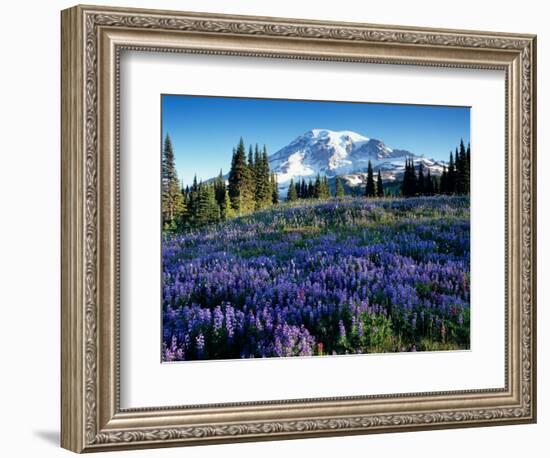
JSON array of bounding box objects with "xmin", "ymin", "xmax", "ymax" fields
[{"xmin": 269, "ymin": 129, "xmax": 446, "ymax": 194}]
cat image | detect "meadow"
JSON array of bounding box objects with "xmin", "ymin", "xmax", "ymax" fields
[{"xmin": 162, "ymin": 195, "xmax": 470, "ymax": 361}]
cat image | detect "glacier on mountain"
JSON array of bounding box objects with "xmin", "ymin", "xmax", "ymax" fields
[{"xmin": 268, "ymin": 129, "xmax": 446, "ymax": 194}]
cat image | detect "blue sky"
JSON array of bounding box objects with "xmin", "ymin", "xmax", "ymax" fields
[{"xmin": 161, "ymin": 94, "xmax": 470, "ymax": 186}]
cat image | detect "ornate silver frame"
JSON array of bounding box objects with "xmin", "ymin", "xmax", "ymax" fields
[{"xmin": 61, "ymin": 4, "xmax": 537, "ymax": 453}]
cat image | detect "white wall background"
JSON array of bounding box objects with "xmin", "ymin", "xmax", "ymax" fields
[{"xmin": 0, "ymin": 0, "xmax": 546, "ymax": 456}]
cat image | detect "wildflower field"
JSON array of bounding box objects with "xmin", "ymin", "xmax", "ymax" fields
[{"xmin": 162, "ymin": 195, "xmax": 470, "ymax": 361}]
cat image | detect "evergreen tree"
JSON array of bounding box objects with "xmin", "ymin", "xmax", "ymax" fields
[
  {"xmin": 401, "ymin": 159, "xmax": 409, "ymax": 197},
  {"xmin": 248, "ymin": 146, "xmax": 255, "ymax": 175},
  {"xmin": 299, "ymin": 179, "xmax": 306, "ymax": 199},
  {"xmin": 335, "ymin": 176, "xmax": 345, "ymax": 197},
  {"xmin": 161, "ymin": 133, "xmax": 186, "ymax": 229},
  {"xmin": 161, "ymin": 133, "xmax": 175, "ymax": 187},
  {"xmin": 376, "ymin": 170, "xmax": 384, "ymax": 197},
  {"xmin": 295, "ymin": 179, "xmax": 301, "ymax": 199},
  {"xmin": 195, "ymin": 183, "xmax": 220, "ymax": 225},
  {"xmin": 455, "ymin": 139, "xmax": 467, "ymax": 194},
  {"xmin": 252, "ymin": 145, "xmax": 260, "ymax": 206},
  {"xmin": 228, "ymin": 148, "xmax": 238, "ymax": 208},
  {"xmin": 271, "ymin": 173, "xmax": 279, "ymax": 204},
  {"xmin": 404, "ymin": 159, "xmax": 411, "ymax": 196},
  {"xmin": 401, "ymin": 158, "xmax": 417, "ymax": 197},
  {"xmin": 455, "ymin": 148, "xmax": 461, "ymax": 188},
  {"xmin": 440, "ymin": 167, "xmax": 448, "ymax": 194},
  {"xmin": 417, "ymin": 162, "xmax": 425, "ymax": 195},
  {"xmin": 220, "ymin": 187, "xmax": 234, "ymax": 221},
  {"xmin": 287, "ymin": 178, "xmax": 298, "ymax": 201},
  {"xmin": 212, "ymin": 170, "xmax": 233, "ymax": 221},
  {"xmin": 425, "ymin": 169, "xmax": 434, "ymax": 195},
  {"xmin": 316, "ymin": 176, "xmax": 322, "ymax": 198},
  {"xmin": 466, "ymin": 142, "xmax": 471, "ymax": 194},
  {"xmin": 214, "ymin": 169, "xmax": 226, "ymax": 207},
  {"xmin": 187, "ymin": 174, "xmax": 199, "ymax": 218},
  {"xmin": 254, "ymin": 144, "xmax": 266, "ymax": 210},
  {"xmin": 307, "ymin": 180, "xmax": 314, "ymax": 198},
  {"xmin": 323, "ymin": 176, "xmax": 331, "ymax": 198},
  {"xmin": 263, "ymin": 145, "xmax": 269, "ymax": 166},
  {"xmin": 365, "ymin": 160, "xmax": 376, "ymax": 197},
  {"xmin": 313, "ymin": 174, "xmax": 322, "ymax": 198},
  {"xmin": 255, "ymin": 146, "xmax": 272, "ymax": 209},
  {"xmin": 247, "ymin": 145, "xmax": 256, "ymax": 206},
  {"xmin": 447, "ymin": 151, "xmax": 456, "ymax": 194},
  {"xmin": 410, "ymin": 160, "xmax": 417, "ymax": 195},
  {"xmin": 182, "ymin": 185, "xmax": 190, "ymax": 212},
  {"xmin": 228, "ymin": 138, "xmax": 254, "ymax": 214}
]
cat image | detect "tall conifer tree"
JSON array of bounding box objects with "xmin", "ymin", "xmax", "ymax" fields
[
  {"xmin": 401, "ymin": 159, "xmax": 409, "ymax": 197},
  {"xmin": 295, "ymin": 180, "xmax": 301, "ymax": 199},
  {"xmin": 253, "ymin": 146, "xmax": 261, "ymax": 207},
  {"xmin": 228, "ymin": 138, "xmax": 254, "ymax": 214},
  {"xmin": 271, "ymin": 173, "xmax": 279, "ymax": 204},
  {"xmin": 221, "ymin": 187, "xmax": 234, "ymax": 220},
  {"xmin": 402, "ymin": 158, "xmax": 418, "ymax": 197},
  {"xmin": 300, "ymin": 180, "xmax": 305, "ymax": 198},
  {"xmin": 466, "ymin": 142, "xmax": 471, "ymax": 194},
  {"xmin": 256, "ymin": 146, "xmax": 271, "ymax": 208},
  {"xmin": 195, "ymin": 183, "xmax": 220, "ymax": 225},
  {"xmin": 335, "ymin": 176, "xmax": 345, "ymax": 197},
  {"xmin": 187, "ymin": 174, "xmax": 199, "ymax": 218},
  {"xmin": 449, "ymin": 151, "xmax": 457, "ymax": 194},
  {"xmin": 313, "ymin": 174, "xmax": 322, "ymax": 198},
  {"xmin": 248, "ymin": 146, "xmax": 255, "ymax": 175},
  {"xmin": 452, "ymin": 141, "xmax": 465, "ymax": 194},
  {"xmin": 426, "ymin": 169, "xmax": 434, "ymax": 195},
  {"xmin": 376, "ymin": 170, "xmax": 384, "ymax": 197},
  {"xmin": 161, "ymin": 133, "xmax": 186, "ymax": 229},
  {"xmin": 307, "ymin": 181, "xmax": 314, "ymax": 199},
  {"xmin": 287, "ymin": 178, "xmax": 298, "ymax": 201},
  {"xmin": 417, "ymin": 162, "xmax": 425, "ymax": 195},
  {"xmin": 410, "ymin": 160, "xmax": 417, "ymax": 196},
  {"xmin": 440, "ymin": 167, "xmax": 448, "ymax": 194},
  {"xmin": 322, "ymin": 176, "xmax": 330, "ymax": 198},
  {"xmin": 214, "ymin": 169, "xmax": 226, "ymax": 207},
  {"xmin": 365, "ymin": 160, "xmax": 376, "ymax": 197}
]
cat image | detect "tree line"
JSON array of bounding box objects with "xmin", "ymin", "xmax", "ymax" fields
[
  {"xmin": 401, "ymin": 139, "xmax": 470, "ymax": 197},
  {"xmin": 162, "ymin": 134, "xmax": 471, "ymax": 230},
  {"xmin": 286, "ymin": 175, "xmax": 332, "ymax": 201},
  {"xmin": 227, "ymin": 137, "xmax": 279, "ymax": 215},
  {"xmin": 364, "ymin": 160, "xmax": 385, "ymax": 197},
  {"xmin": 162, "ymin": 135, "xmax": 279, "ymax": 230}
]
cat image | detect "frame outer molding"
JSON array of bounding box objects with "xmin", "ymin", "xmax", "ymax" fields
[
  {"xmin": 61, "ymin": 5, "xmax": 85, "ymax": 453},
  {"xmin": 61, "ymin": 4, "xmax": 537, "ymax": 453}
]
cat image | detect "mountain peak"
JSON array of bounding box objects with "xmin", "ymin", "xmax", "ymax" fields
[
  {"xmin": 306, "ymin": 128, "xmax": 369, "ymax": 141},
  {"xmin": 266, "ymin": 128, "xmax": 446, "ymax": 193}
]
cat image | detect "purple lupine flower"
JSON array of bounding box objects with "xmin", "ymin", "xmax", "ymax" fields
[
  {"xmin": 195, "ymin": 333, "xmax": 205, "ymax": 358},
  {"xmin": 162, "ymin": 196, "xmax": 470, "ymax": 361},
  {"xmin": 213, "ymin": 306, "xmax": 224, "ymax": 332},
  {"xmin": 357, "ymin": 320, "xmax": 364, "ymax": 339},
  {"xmin": 225, "ymin": 304, "xmax": 236, "ymax": 338},
  {"xmin": 338, "ymin": 320, "xmax": 346, "ymax": 340}
]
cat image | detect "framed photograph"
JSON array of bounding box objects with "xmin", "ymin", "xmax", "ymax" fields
[{"xmin": 61, "ymin": 4, "xmax": 537, "ymax": 453}]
